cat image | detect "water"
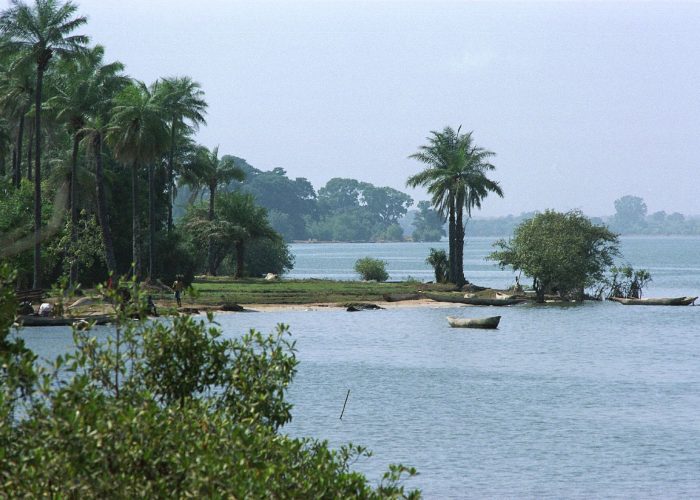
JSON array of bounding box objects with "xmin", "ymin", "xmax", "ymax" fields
[
  {"xmin": 289, "ymin": 236, "xmax": 700, "ymax": 297},
  {"xmin": 17, "ymin": 236, "xmax": 700, "ymax": 498}
]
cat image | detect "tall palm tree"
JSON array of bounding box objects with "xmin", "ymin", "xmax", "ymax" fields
[
  {"xmin": 48, "ymin": 44, "xmax": 127, "ymax": 284},
  {"xmin": 0, "ymin": 0, "xmax": 88, "ymax": 289},
  {"xmin": 0, "ymin": 53, "xmax": 33, "ymax": 187},
  {"xmin": 181, "ymin": 145, "xmax": 244, "ymax": 275},
  {"xmin": 408, "ymin": 127, "xmax": 502, "ymax": 287},
  {"xmin": 106, "ymin": 81, "xmax": 168, "ymax": 279},
  {"xmin": 155, "ymin": 76, "xmax": 207, "ymax": 233}
]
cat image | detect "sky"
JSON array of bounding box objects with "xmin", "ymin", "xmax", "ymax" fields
[{"xmin": 69, "ymin": 0, "xmax": 700, "ymax": 217}]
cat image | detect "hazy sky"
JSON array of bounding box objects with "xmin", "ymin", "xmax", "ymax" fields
[{"xmin": 70, "ymin": 0, "xmax": 699, "ymax": 216}]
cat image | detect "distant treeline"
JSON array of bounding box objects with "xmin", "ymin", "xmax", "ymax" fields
[{"xmin": 465, "ymin": 195, "xmax": 700, "ymax": 237}]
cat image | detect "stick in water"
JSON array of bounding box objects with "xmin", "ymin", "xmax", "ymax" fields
[{"xmin": 339, "ymin": 389, "xmax": 350, "ymax": 420}]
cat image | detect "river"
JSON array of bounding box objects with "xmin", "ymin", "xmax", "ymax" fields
[{"xmin": 18, "ymin": 236, "xmax": 700, "ymax": 498}]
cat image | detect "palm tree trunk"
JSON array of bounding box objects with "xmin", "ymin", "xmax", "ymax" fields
[
  {"xmin": 93, "ymin": 133, "xmax": 117, "ymax": 275},
  {"xmin": 148, "ymin": 163, "xmax": 155, "ymax": 280},
  {"xmin": 447, "ymin": 200, "xmax": 456, "ymax": 284},
  {"xmin": 14, "ymin": 111, "xmax": 24, "ymax": 188},
  {"xmin": 69, "ymin": 132, "xmax": 79, "ymax": 286},
  {"xmin": 32, "ymin": 67, "xmax": 43, "ymax": 290},
  {"xmin": 10, "ymin": 149, "xmax": 16, "ymax": 180},
  {"xmin": 26, "ymin": 121, "xmax": 33, "ymax": 181},
  {"xmin": 131, "ymin": 160, "xmax": 141, "ymax": 279},
  {"xmin": 207, "ymin": 183, "xmax": 216, "ymax": 275},
  {"xmin": 167, "ymin": 120, "xmax": 176, "ymax": 232},
  {"xmin": 234, "ymin": 241, "xmax": 244, "ymax": 279},
  {"xmin": 455, "ymin": 200, "xmax": 466, "ymax": 288}
]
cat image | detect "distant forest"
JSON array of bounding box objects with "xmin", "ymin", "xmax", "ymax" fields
[{"xmin": 176, "ymin": 161, "xmax": 699, "ymax": 242}]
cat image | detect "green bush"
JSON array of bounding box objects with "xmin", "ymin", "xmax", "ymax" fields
[
  {"xmin": 354, "ymin": 257, "xmax": 389, "ymax": 281},
  {"xmin": 425, "ymin": 248, "xmax": 449, "ymax": 283},
  {"xmin": 0, "ymin": 273, "xmax": 419, "ymax": 498}
]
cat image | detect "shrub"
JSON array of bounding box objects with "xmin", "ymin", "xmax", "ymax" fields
[
  {"xmin": 425, "ymin": 248, "xmax": 448, "ymax": 283},
  {"xmin": 0, "ymin": 274, "xmax": 419, "ymax": 498},
  {"xmin": 354, "ymin": 257, "xmax": 389, "ymax": 281}
]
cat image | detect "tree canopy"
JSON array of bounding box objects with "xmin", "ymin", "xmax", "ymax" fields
[{"xmin": 489, "ymin": 210, "xmax": 620, "ymax": 302}]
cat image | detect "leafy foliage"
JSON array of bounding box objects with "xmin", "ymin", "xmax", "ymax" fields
[
  {"xmin": 489, "ymin": 210, "xmax": 619, "ymax": 302},
  {"xmin": 354, "ymin": 257, "xmax": 389, "ymax": 282},
  {"xmin": 0, "ymin": 276, "xmax": 419, "ymax": 497},
  {"xmin": 604, "ymin": 265, "xmax": 652, "ymax": 299},
  {"xmin": 426, "ymin": 248, "xmax": 449, "ymax": 283},
  {"xmin": 411, "ymin": 201, "xmax": 446, "ymax": 242}
]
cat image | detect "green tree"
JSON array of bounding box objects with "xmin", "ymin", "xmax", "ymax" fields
[
  {"xmin": 611, "ymin": 195, "xmax": 647, "ymax": 233},
  {"xmin": 489, "ymin": 210, "xmax": 619, "ymax": 303},
  {"xmin": 47, "ymin": 45, "xmax": 127, "ymax": 284},
  {"xmin": 154, "ymin": 76, "xmax": 207, "ymax": 232},
  {"xmin": 0, "ymin": 53, "xmax": 33, "ymax": 187},
  {"xmin": 412, "ymin": 200, "xmax": 446, "ymax": 242},
  {"xmin": 0, "ymin": 0, "xmax": 89, "ymax": 289},
  {"xmin": 408, "ymin": 127, "xmax": 502, "ymax": 287},
  {"xmin": 181, "ymin": 145, "xmax": 245, "ymax": 275},
  {"xmin": 107, "ymin": 81, "xmax": 169, "ymax": 279}
]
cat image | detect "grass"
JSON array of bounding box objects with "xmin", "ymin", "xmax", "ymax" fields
[{"xmin": 186, "ymin": 278, "xmax": 456, "ymax": 305}]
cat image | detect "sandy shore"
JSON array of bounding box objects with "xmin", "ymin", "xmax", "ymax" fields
[{"xmin": 241, "ymin": 299, "xmax": 465, "ymax": 313}]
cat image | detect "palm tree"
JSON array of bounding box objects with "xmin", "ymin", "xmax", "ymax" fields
[
  {"xmin": 47, "ymin": 45, "xmax": 127, "ymax": 284},
  {"xmin": 0, "ymin": 0, "xmax": 88, "ymax": 289},
  {"xmin": 154, "ymin": 76, "xmax": 207, "ymax": 233},
  {"xmin": 0, "ymin": 53, "xmax": 33, "ymax": 187},
  {"xmin": 185, "ymin": 192, "xmax": 277, "ymax": 278},
  {"xmin": 180, "ymin": 145, "xmax": 244, "ymax": 275},
  {"xmin": 106, "ymin": 81, "xmax": 168, "ymax": 279},
  {"xmin": 218, "ymin": 192, "xmax": 278, "ymax": 279},
  {"xmin": 408, "ymin": 127, "xmax": 502, "ymax": 287}
]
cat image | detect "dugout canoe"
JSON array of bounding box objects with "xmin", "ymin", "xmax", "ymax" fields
[
  {"xmin": 446, "ymin": 315, "xmax": 501, "ymax": 329},
  {"xmin": 607, "ymin": 296, "xmax": 697, "ymax": 306},
  {"xmin": 15, "ymin": 314, "xmax": 114, "ymax": 327},
  {"xmin": 425, "ymin": 293, "xmax": 525, "ymax": 306}
]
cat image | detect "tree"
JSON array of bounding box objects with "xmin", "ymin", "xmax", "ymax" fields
[
  {"xmin": 241, "ymin": 167, "xmax": 317, "ymax": 241},
  {"xmin": 185, "ymin": 192, "xmax": 279, "ymax": 278},
  {"xmin": 0, "ymin": 0, "xmax": 89, "ymax": 288},
  {"xmin": 489, "ymin": 210, "xmax": 619, "ymax": 303},
  {"xmin": 412, "ymin": 200, "xmax": 446, "ymax": 242},
  {"xmin": 0, "ymin": 53, "xmax": 33, "ymax": 187},
  {"xmin": 48, "ymin": 45, "xmax": 127, "ymax": 284},
  {"xmin": 611, "ymin": 195, "xmax": 647, "ymax": 233},
  {"xmin": 106, "ymin": 81, "xmax": 168, "ymax": 279},
  {"xmin": 154, "ymin": 76, "xmax": 207, "ymax": 232},
  {"xmin": 181, "ymin": 145, "xmax": 245, "ymax": 275},
  {"xmin": 408, "ymin": 127, "xmax": 502, "ymax": 287}
]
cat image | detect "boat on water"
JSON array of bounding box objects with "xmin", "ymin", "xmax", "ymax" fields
[
  {"xmin": 425, "ymin": 293, "xmax": 525, "ymax": 306},
  {"xmin": 607, "ymin": 296, "xmax": 697, "ymax": 306},
  {"xmin": 14, "ymin": 314, "xmax": 114, "ymax": 327},
  {"xmin": 446, "ymin": 315, "xmax": 501, "ymax": 329}
]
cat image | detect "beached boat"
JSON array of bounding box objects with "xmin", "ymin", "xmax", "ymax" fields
[
  {"xmin": 424, "ymin": 293, "xmax": 525, "ymax": 306},
  {"xmin": 15, "ymin": 314, "xmax": 114, "ymax": 327},
  {"xmin": 382, "ymin": 293, "xmax": 421, "ymax": 302},
  {"xmin": 446, "ymin": 315, "xmax": 501, "ymax": 329},
  {"xmin": 608, "ymin": 296, "xmax": 697, "ymax": 306}
]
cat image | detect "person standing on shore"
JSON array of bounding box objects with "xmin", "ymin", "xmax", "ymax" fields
[{"xmin": 172, "ymin": 277, "xmax": 184, "ymax": 307}]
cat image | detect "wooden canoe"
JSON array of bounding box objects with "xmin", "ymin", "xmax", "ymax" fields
[
  {"xmin": 446, "ymin": 315, "xmax": 501, "ymax": 329},
  {"xmin": 608, "ymin": 296, "xmax": 697, "ymax": 306},
  {"xmin": 425, "ymin": 293, "xmax": 525, "ymax": 306},
  {"xmin": 15, "ymin": 314, "xmax": 114, "ymax": 327},
  {"xmin": 382, "ymin": 293, "xmax": 421, "ymax": 302}
]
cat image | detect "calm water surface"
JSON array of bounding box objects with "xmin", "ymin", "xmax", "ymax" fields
[{"xmin": 19, "ymin": 237, "xmax": 700, "ymax": 498}]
